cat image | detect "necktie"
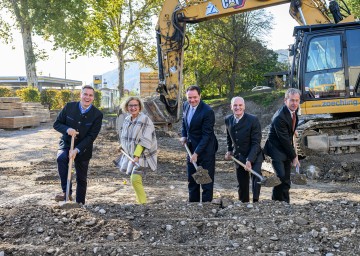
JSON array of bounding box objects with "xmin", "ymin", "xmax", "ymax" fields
[
  {"xmin": 292, "ymin": 112, "xmax": 296, "ymax": 131},
  {"xmin": 187, "ymin": 107, "xmax": 195, "ymax": 126}
]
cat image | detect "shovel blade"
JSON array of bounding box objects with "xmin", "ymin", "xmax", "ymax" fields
[
  {"xmin": 192, "ymin": 166, "xmax": 212, "ymax": 185},
  {"xmin": 258, "ymin": 176, "xmax": 282, "ymax": 187},
  {"xmin": 59, "ymin": 201, "xmax": 81, "ymax": 209},
  {"xmin": 291, "ymin": 173, "xmax": 307, "ymax": 185}
]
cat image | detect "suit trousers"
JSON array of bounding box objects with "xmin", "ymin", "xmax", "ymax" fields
[
  {"xmin": 271, "ymin": 159, "xmax": 291, "ymax": 203},
  {"xmin": 235, "ymin": 161, "xmax": 262, "ymax": 203},
  {"xmin": 57, "ymin": 149, "xmax": 90, "ymax": 204},
  {"xmin": 187, "ymin": 156, "xmax": 215, "ymax": 202}
]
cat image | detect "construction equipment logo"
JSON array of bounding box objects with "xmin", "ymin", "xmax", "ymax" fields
[
  {"xmin": 221, "ymin": 0, "xmax": 246, "ymax": 9},
  {"xmin": 205, "ymin": 2, "xmax": 219, "ymax": 16},
  {"xmin": 321, "ymin": 99, "xmax": 358, "ymax": 107}
]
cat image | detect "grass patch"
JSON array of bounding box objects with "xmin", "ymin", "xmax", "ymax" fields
[
  {"xmin": 203, "ymin": 90, "xmax": 285, "ymax": 108},
  {"xmin": 203, "ymin": 97, "xmax": 227, "ymax": 107},
  {"xmin": 244, "ymin": 90, "xmax": 285, "ymax": 107}
]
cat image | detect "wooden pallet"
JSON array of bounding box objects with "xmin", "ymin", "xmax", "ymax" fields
[
  {"xmin": 140, "ymin": 72, "xmax": 158, "ymax": 97},
  {"xmin": 0, "ymin": 115, "xmax": 40, "ymax": 129}
]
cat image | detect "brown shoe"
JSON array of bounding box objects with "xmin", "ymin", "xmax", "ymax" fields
[{"xmin": 54, "ymin": 193, "xmax": 72, "ymax": 202}]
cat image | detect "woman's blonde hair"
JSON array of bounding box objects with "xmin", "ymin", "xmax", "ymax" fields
[{"xmin": 121, "ymin": 96, "xmax": 144, "ymax": 113}]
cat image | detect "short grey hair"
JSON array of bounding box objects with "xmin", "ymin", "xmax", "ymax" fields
[
  {"xmin": 285, "ymin": 88, "xmax": 301, "ymax": 99},
  {"xmin": 230, "ymin": 96, "xmax": 245, "ymax": 106},
  {"xmin": 121, "ymin": 96, "xmax": 144, "ymax": 113}
]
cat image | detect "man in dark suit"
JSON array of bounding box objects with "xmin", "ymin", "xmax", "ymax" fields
[
  {"xmin": 264, "ymin": 88, "xmax": 301, "ymax": 203},
  {"xmin": 53, "ymin": 85, "xmax": 103, "ymax": 204},
  {"xmin": 224, "ymin": 97, "xmax": 263, "ymax": 203},
  {"xmin": 180, "ymin": 85, "xmax": 218, "ymax": 202}
]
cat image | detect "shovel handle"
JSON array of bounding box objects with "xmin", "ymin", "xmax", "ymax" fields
[
  {"xmin": 65, "ymin": 134, "xmax": 76, "ymax": 202},
  {"xmin": 184, "ymin": 143, "xmax": 200, "ymax": 170},
  {"xmin": 231, "ymin": 156, "xmax": 264, "ymax": 181},
  {"xmin": 120, "ymin": 148, "xmax": 141, "ymax": 168}
]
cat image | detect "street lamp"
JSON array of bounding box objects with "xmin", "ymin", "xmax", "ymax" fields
[{"xmin": 64, "ymin": 51, "xmax": 71, "ymax": 89}]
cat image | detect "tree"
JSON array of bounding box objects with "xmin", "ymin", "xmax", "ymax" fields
[
  {"xmin": 1, "ymin": 0, "xmax": 39, "ymax": 88},
  {"xmin": 185, "ymin": 10, "xmax": 276, "ymax": 99},
  {"xmin": 41, "ymin": 0, "xmax": 161, "ymax": 98}
]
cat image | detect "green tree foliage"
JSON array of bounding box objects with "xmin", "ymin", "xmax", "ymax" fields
[
  {"xmin": 16, "ymin": 87, "xmax": 40, "ymax": 102},
  {"xmin": 39, "ymin": 0, "xmax": 161, "ymax": 98},
  {"xmin": 1, "ymin": 0, "xmax": 42, "ymax": 88},
  {"xmin": 0, "ymin": 87, "xmax": 14, "ymax": 97},
  {"xmin": 344, "ymin": 0, "xmax": 360, "ymax": 18},
  {"xmin": 185, "ymin": 10, "xmax": 277, "ymax": 99}
]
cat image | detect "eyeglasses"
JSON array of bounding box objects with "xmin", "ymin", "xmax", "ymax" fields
[{"xmin": 128, "ymin": 104, "xmax": 139, "ymax": 108}]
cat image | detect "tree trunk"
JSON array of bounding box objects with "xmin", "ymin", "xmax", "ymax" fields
[
  {"xmin": 117, "ymin": 53, "xmax": 124, "ymax": 98},
  {"xmin": 21, "ymin": 24, "xmax": 38, "ymax": 89},
  {"xmin": 11, "ymin": 0, "xmax": 38, "ymax": 90}
]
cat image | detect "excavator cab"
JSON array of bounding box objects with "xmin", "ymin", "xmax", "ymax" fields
[
  {"xmin": 291, "ymin": 22, "xmax": 360, "ymax": 114},
  {"xmin": 290, "ymin": 22, "xmax": 360, "ymax": 155}
]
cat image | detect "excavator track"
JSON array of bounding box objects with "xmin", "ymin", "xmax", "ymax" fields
[
  {"xmin": 296, "ymin": 116, "xmax": 360, "ymax": 157},
  {"xmin": 262, "ymin": 117, "xmax": 360, "ymax": 158}
]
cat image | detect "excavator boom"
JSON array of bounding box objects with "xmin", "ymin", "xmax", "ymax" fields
[{"xmin": 147, "ymin": 0, "xmax": 354, "ymax": 127}]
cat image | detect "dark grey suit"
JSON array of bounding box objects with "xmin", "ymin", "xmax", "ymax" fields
[
  {"xmin": 225, "ymin": 113, "xmax": 263, "ymax": 202},
  {"xmin": 264, "ymin": 105, "xmax": 298, "ymax": 203}
]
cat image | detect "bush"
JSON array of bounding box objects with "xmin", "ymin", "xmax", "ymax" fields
[
  {"xmin": 0, "ymin": 87, "xmax": 14, "ymax": 97},
  {"xmin": 16, "ymin": 87, "xmax": 40, "ymax": 102},
  {"xmin": 94, "ymin": 89, "xmax": 102, "ymax": 108},
  {"xmin": 41, "ymin": 89, "xmax": 60, "ymax": 110},
  {"xmin": 59, "ymin": 90, "xmax": 73, "ymax": 108}
]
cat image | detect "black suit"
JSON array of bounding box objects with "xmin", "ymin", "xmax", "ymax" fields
[
  {"xmin": 54, "ymin": 102, "xmax": 103, "ymax": 204},
  {"xmin": 225, "ymin": 113, "xmax": 263, "ymax": 203},
  {"xmin": 264, "ymin": 105, "xmax": 298, "ymax": 203},
  {"xmin": 182, "ymin": 100, "xmax": 218, "ymax": 202}
]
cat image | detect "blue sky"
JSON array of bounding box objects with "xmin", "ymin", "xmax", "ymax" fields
[{"xmin": 0, "ymin": 4, "xmax": 297, "ymax": 84}]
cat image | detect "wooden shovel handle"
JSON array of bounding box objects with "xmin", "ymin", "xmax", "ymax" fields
[
  {"xmin": 231, "ymin": 156, "xmax": 265, "ymax": 181},
  {"xmin": 184, "ymin": 143, "xmax": 199, "ymax": 170},
  {"xmin": 65, "ymin": 134, "xmax": 76, "ymax": 202},
  {"xmin": 119, "ymin": 148, "xmax": 141, "ymax": 167}
]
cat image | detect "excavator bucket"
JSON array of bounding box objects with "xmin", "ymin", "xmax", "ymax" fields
[{"xmin": 143, "ymin": 96, "xmax": 177, "ymax": 126}]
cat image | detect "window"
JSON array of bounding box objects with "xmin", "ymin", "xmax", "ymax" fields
[{"xmin": 304, "ymin": 34, "xmax": 345, "ymax": 98}]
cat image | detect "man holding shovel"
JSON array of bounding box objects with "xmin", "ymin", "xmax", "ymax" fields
[
  {"xmin": 225, "ymin": 97, "xmax": 264, "ymax": 203},
  {"xmin": 53, "ymin": 85, "xmax": 103, "ymax": 205},
  {"xmin": 264, "ymin": 88, "xmax": 301, "ymax": 203},
  {"xmin": 180, "ymin": 85, "xmax": 218, "ymax": 202}
]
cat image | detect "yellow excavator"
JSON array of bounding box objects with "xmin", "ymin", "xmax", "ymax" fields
[{"xmin": 140, "ymin": 0, "xmax": 360, "ymax": 156}]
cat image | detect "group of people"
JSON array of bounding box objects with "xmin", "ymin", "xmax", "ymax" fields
[{"xmin": 53, "ymin": 85, "xmax": 301, "ymax": 205}]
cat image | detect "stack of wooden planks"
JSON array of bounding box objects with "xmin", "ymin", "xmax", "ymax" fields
[
  {"xmin": 140, "ymin": 72, "xmax": 159, "ymax": 97},
  {"xmin": 0, "ymin": 97, "xmax": 42, "ymax": 129},
  {"xmin": 21, "ymin": 102, "xmax": 51, "ymax": 123}
]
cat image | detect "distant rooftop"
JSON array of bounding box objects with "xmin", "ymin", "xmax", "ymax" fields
[{"xmin": 0, "ymin": 76, "xmax": 83, "ymax": 91}]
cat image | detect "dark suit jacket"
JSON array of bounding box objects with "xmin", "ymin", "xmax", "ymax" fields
[
  {"xmin": 54, "ymin": 102, "xmax": 103, "ymax": 161},
  {"xmin": 264, "ymin": 104, "xmax": 298, "ymax": 161},
  {"xmin": 181, "ymin": 100, "xmax": 218, "ymax": 158},
  {"xmin": 225, "ymin": 113, "xmax": 263, "ymax": 163}
]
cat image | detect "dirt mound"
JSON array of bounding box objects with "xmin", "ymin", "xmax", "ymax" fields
[
  {"xmin": 1, "ymin": 198, "xmax": 359, "ymax": 255},
  {"xmin": 1, "ymin": 103, "xmax": 360, "ymax": 255}
]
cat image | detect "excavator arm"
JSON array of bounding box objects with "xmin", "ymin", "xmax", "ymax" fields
[{"xmin": 143, "ymin": 0, "xmax": 353, "ymax": 126}]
